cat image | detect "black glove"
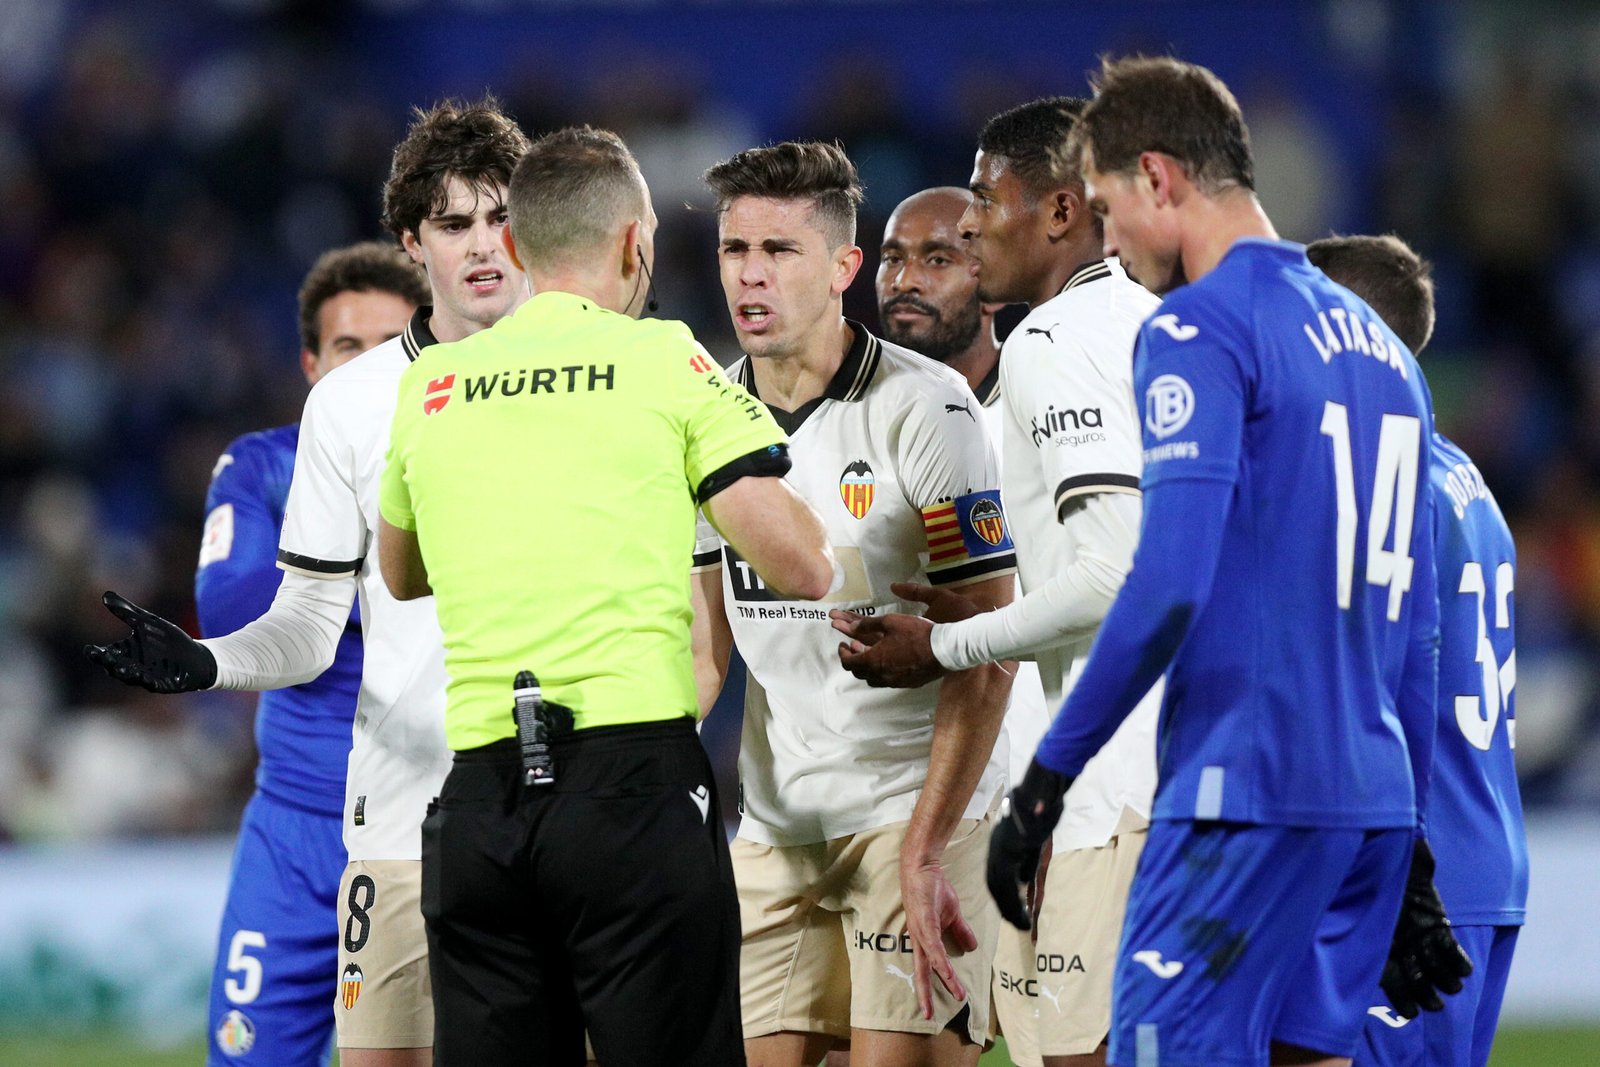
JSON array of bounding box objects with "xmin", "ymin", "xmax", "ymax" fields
[
  {"xmin": 84, "ymin": 591, "xmax": 218, "ymax": 694},
  {"xmin": 987, "ymin": 758, "xmax": 1074, "ymax": 930},
  {"xmin": 1379, "ymin": 837, "xmax": 1474, "ymax": 1018}
]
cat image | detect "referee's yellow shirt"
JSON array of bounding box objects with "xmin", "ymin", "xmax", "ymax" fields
[{"xmin": 380, "ymin": 291, "xmax": 784, "ymax": 750}]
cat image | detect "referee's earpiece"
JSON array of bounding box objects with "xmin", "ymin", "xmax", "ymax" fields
[{"xmin": 637, "ymin": 243, "xmax": 660, "ymax": 314}]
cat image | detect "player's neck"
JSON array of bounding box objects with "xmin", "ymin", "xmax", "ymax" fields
[
  {"xmin": 427, "ymin": 288, "xmax": 530, "ymax": 344},
  {"xmin": 945, "ymin": 325, "xmax": 1000, "ymax": 394},
  {"xmin": 1180, "ymin": 190, "xmax": 1278, "ymax": 285},
  {"xmin": 750, "ymin": 316, "xmax": 854, "ymax": 413},
  {"xmin": 1029, "ymin": 233, "xmax": 1105, "ymax": 309}
]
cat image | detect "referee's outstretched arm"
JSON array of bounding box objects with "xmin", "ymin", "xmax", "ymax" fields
[{"xmin": 704, "ymin": 473, "xmax": 834, "ymax": 601}]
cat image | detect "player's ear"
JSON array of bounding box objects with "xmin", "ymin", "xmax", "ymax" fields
[
  {"xmin": 502, "ymin": 227, "xmax": 525, "ymax": 273},
  {"xmin": 400, "ymin": 229, "xmax": 425, "ymax": 267},
  {"xmin": 1046, "ymin": 187, "xmax": 1082, "ymax": 240},
  {"xmin": 621, "ymin": 219, "xmax": 643, "ymax": 280},
  {"xmin": 1142, "ymin": 152, "xmax": 1178, "ymax": 208},
  {"xmin": 300, "ymin": 347, "xmax": 320, "ymax": 387},
  {"xmin": 832, "ymin": 244, "xmax": 864, "ymax": 296}
]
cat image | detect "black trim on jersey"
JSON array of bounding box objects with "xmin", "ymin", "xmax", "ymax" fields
[
  {"xmin": 1061, "ymin": 259, "xmax": 1114, "ymax": 294},
  {"xmin": 1054, "ymin": 472, "xmax": 1141, "ymax": 519},
  {"xmin": 691, "ymin": 548, "xmax": 723, "ymax": 570},
  {"xmin": 401, "ymin": 306, "xmax": 441, "ymax": 363},
  {"xmin": 695, "ymin": 443, "xmax": 792, "ymax": 504},
  {"xmin": 974, "ymin": 359, "xmax": 1002, "ymax": 409},
  {"xmin": 277, "ymin": 549, "xmax": 363, "ymax": 577},
  {"xmin": 926, "ymin": 552, "xmax": 1018, "ymax": 587},
  {"xmin": 735, "ymin": 320, "xmax": 883, "ymax": 434}
]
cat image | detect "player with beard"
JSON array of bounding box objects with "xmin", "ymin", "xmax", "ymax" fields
[{"xmin": 839, "ymin": 101, "xmax": 1159, "ymax": 1067}]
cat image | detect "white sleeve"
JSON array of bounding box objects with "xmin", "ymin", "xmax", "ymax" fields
[
  {"xmin": 278, "ymin": 375, "xmax": 369, "ymax": 578},
  {"xmin": 199, "ymin": 570, "xmax": 357, "ymax": 690},
  {"xmin": 929, "ymin": 490, "xmax": 1140, "ymax": 669}
]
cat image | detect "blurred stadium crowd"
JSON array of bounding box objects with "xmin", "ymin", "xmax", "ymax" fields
[{"xmin": 1, "ymin": 0, "xmax": 1598, "ymax": 841}]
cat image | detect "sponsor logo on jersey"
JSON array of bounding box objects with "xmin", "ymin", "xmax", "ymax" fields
[
  {"xmin": 690, "ymin": 352, "xmax": 713, "ymax": 374},
  {"xmin": 210, "ymin": 453, "xmax": 235, "ymax": 480},
  {"xmin": 839, "ymin": 460, "xmax": 875, "ymax": 519},
  {"xmin": 969, "ymin": 497, "xmax": 1006, "ymax": 546},
  {"xmin": 215, "ymin": 1010, "xmax": 256, "ymax": 1056},
  {"xmin": 342, "ymin": 963, "xmax": 365, "ymax": 1009},
  {"xmin": 1030, "ymin": 405, "xmax": 1104, "ymax": 447},
  {"xmin": 199, "ymin": 503, "xmax": 235, "ymax": 568},
  {"xmin": 1150, "ymin": 313, "xmax": 1199, "ymax": 341},
  {"xmin": 1132, "ymin": 950, "xmax": 1184, "ymax": 978},
  {"xmin": 1367, "ymin": 1006, "xmax": 1410, "ymax": 1028},
  {"xmin": 423, "ymin": 374, "xmax": 455, "ymax": 415},
  {"xmin": 1144, "ymin": 374, "xmax": 1194, "ymax": 440}
]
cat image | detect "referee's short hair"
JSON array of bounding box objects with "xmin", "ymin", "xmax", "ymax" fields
[
  {"xmin": 704, "ymin": 142, "xmax": 864, "ymax": 248},
  {"xmin": 1306, "ymin": 234, "xmax": 1437, "ymax": 355},
  {"xmin": 507, "ymin": 126, "xmax": 648, "ymax": 271},
  {"xmin": 979, "ymin": 97, "xmax": 1090, "ymax": 196},
  {"xmin": 1068, "ymin": 56, "xmax": 1254, "ymax": 196},
  {"xmin": 297, "ymin": 241, "xmax": 428, "ymax": 352},
  {"xmin": 382, "ymin": 95, "xmax": 531, "ymax": 241}
]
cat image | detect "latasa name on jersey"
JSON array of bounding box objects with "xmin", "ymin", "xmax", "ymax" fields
[
  {"xmin": 1301, "ymin": 307, "xmax": 1410, "ymax": 378},
  {"xmin": 459, "ymin": 364, "xmax": 616, "ymax": 402},
  {"xmin": 1031, "ymin": 405, "xmax": 1106, "ymax": 448},
  {"xmin": 1441, "ymin": 458, "xmax": 1493, "ymax": 520}
]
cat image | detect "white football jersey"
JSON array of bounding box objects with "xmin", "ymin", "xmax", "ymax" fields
[
  {"xmin": 999, "ymin": 259, "xmax": 1162, "ymax": 850},
  {"xmin": 721, "ymin": 325, "xmax": 1016, "ymax": 847},
  {"xmin": 278, "ymin": 310, "xmax": 454, "ymax": 861},
  {"xmin": 976, "ymin": 369, "xmax": 1052, "ymax": 795}
]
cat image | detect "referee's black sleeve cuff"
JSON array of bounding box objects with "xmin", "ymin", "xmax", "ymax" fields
[{"xmin": 695, "ymin": 444, "xmax": 791, "ymax": 505}]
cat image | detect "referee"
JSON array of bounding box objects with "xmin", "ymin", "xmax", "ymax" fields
[{"xmin": 376, "ymin": 126, "xmax": 835, "ymax": 1067}]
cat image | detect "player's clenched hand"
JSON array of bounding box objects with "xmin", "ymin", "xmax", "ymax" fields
[
  {"xmin": 987, "ymin": 760, "xmax": 1073, "ymax": 930},
  {"xmin": 84, "ymin": 591, "xmax": 218, "ymax": 694},
  {"xmin": 832, "ymin": 611, "xmax": 943, "ymax": 688},
  {"xmin": 899, "ymin": 857, "xmax": 978, "ymax": 1020},
  {"xmin": 888, "ymin": 581, "xmax": 981, "ymax": 624},
  {"xmin": 1379, "ymin": 838, "xmax": 1473, "ymax": 1018}
]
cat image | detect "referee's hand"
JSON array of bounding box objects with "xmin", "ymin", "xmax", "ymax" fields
[{"xmin": 84, "ymin": 591, "xmax": 218, "ymax": 694}]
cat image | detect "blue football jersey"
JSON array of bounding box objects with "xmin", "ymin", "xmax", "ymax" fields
[
  {"xmin": 1037, "ymin": 239, "xmax": 1440, "ymax": 830},
  {"xmin": 1426, "ymin": 433, "xmax": 1527, "ymax": 925},
  {"xmin": 196, "ymin": 425, "xmax": 362, "ymax": 811}
]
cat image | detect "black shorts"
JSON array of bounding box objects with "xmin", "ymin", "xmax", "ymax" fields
[{"xmin": 422, "ymin": 718, "xmax": 744, "ymax": 1066}]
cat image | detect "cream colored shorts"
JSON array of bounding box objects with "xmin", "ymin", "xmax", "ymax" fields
[
  {"xmin": 990, "ymin": 827, "xmax": 1147, "ymax": 1064},
  {"xmin": 734, "ymin": 814, "xmax": 998, "ymax": 1044},
  {"xmin": 334, "ymin": 859, "xmax": 433, "ymax": 1049}
]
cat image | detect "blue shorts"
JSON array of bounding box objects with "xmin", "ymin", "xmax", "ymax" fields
[
  {"xmin": 1108, "ymin": 819, "xmax": 1411, "ymax": 1067},
  {"xmin": 1354, "ymin": 924, "xmax": 1520, "ymax": 1067},
  {"xmin": 208, "ymin": 792, "xmax": 346, "ymax": 1065}
]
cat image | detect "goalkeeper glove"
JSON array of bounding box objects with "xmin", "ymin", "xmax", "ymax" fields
[
  {"xmin": 84, "ymin": 590, "xmax": 217, "ymax": 694},
  {"xmin": 1379, "ymin": 837, "xmax": 1474, "ymax": 1018},
  {"xmin": 987, "ymin": 758, "xmax": 1073, "ymax": 930}
]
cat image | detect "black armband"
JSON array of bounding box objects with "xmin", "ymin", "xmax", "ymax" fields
[{"xmin": 695, "ymin": 443, "xmax": 791, "ymax": 504}]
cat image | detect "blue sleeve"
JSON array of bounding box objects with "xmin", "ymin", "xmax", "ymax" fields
[
  {"xmin": 1035, "ymin": 296, "xmax": 1249, "ymax": 775},
  {"xmin": 1035, "ymin": 476, "xmax": 1231, "ymax": 774},
  {"xmin": 1400, "ymin": 486, "xmax": 1442, "ymax": 836},
  {"xmin": 195, "ymin": 438, "xmax": 286, "ymax": 639}
]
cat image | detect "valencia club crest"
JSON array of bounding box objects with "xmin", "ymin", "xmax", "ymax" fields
[
  {"xmin": 969, "ymin": 496, "xmax": 1006, "ymax": 546},
  {"xmin": 839, "ymin": 460, "xmax": 874, "ymax": 519}
]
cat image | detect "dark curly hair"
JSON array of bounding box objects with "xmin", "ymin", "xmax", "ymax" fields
[
  {"xmin": 977, "ymin": 96, "xmax": 1089, "ymax": 195},
  {"xmin": 381, "ymin": 95, "xmax": 532, "ymax": 241},
  {"xmin": 297, "ymin": 241, "xmax": 428, "ymax": 352}
]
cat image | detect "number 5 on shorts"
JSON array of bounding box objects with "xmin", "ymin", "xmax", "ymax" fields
[{"xmin": 224, "ymin": 929, "xmax": 267, "ymax": 1004}]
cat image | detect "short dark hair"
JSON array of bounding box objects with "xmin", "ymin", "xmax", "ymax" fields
[
  {"xmin": 1306, "ymin": 234, "xmax": 1436, "ymax": 354},
  {"xmin": 704, "ymin": 142, "xmax": 864, "ymax": 246},
  {"xmin": 1068, "ymin": 56, "xmax": 1254, "ymax": 195},
  {"xmin": 381, "ymin": 95, "xmax": 531, "ymax": 241},
  {"xmin": 297, "ymin": 241, "xmax": 428, "ymax": 352},
  {"xmin": 507, "ymin": 126, "xmax": 647, "ymax": 270},
  {"xmin": 978, "ymin": 96, "xmax": 1089, "ymax": 195}
]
